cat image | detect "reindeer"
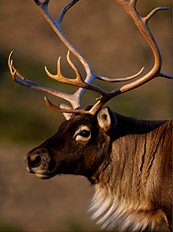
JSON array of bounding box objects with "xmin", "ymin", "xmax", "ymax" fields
[{"xmin": 8, "ymin": 0, "xmax": 172, "ymax": 231}]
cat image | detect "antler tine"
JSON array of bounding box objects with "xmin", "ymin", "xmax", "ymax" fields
[
  {"xmin": 34, "ymin": 0, "xmax": 94, "ymax": 80},
  {"xmin": 97, "ymin": 67, "xmax": 144, "ymax": 83},
  {"xmin": 44, "ymin": 96, "xmax": 90, "ymax": 114},
  {"xmin": 8, "ymin": 51, "xmax": 80, "ymax": 110},
  {"xmin": 45, "ymin": 50, "xmax": 108, "ymax": 96},
  {"xmin": 88, "ymin": 0, "xmax": 172, "ymax": 115}
]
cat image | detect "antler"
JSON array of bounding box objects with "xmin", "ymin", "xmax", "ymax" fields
[
  {"xmin": 8, "ymin": 0, "xmax": 144, "ymax": 115},
  {"xmin": 8, "ymin": 0, "xmax": 172, "ymax": 115}
]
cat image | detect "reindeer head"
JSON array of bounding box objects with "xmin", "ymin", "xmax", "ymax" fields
[{"xmin": 25, "ymin": 106, "xmax": 116, "ymax": 181}]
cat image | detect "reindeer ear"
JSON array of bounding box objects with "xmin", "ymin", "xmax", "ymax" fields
[
  {"xmin": 97, "ymin": 107, "xmax": 116, "ymax": 132},
  {"xmin": 60, "ymin": 104, "xmax": 73, "ymax": 120}
]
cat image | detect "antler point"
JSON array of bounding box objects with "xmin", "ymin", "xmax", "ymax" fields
[
  {"xmin": 144, "ymin": 7, "xmax": 169, "ymax": 23},
  {"xmin": 66, "ymin": 50, "xmax": 72, "ymax": 63},
  {"xmin": 57, "ymin": 56, "xmax": 63, "ymax": 76},
  {"xmin": 8, "ymin": 50, "xmax": 14, "ymax": 63},
  {"xmin": 45, "ymin": 65, "xmax": 55, "ymax": 79},
  {"xmin": 9, "ymin": 50, "xmax": 14, "ymax": 56},
  {"xmin": 44, "ymin": 65, "xmax": 49, "ymax": 73},
  {"xmin": 44, "ymin": 96, "xmax": 49, "ymax": 102}
]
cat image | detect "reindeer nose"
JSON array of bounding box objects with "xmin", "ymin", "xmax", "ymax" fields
[{"xmin": 25, "ymin": 150, "xmax": 50, "ymax": 172}]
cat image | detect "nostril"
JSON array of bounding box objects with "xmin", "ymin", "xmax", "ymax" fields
[
  {"xmin": 29, "ymin": 155, "xmax": 42, "ymax": 168},
  {"xmin": 25, "ymin": 149, "xmax": 51, "ymax": 172}
]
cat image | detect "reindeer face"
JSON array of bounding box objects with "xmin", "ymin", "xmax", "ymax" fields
[{"xmin": 25, "ymin": 107, "xmax": 115, "ymax": 180}]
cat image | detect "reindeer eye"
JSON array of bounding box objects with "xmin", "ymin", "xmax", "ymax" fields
[
  {"xmin": 73, "ymin": 125, "xmax": 91, "ymax": 142},
  {"xmin": 79, "ymin": 130, "xmax": 90, "ymax": 138}
]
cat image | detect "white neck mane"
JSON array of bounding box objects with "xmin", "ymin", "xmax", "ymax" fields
[{"xmin": 88, "ymin": 184, "xmax": 167, "ymax": 231}]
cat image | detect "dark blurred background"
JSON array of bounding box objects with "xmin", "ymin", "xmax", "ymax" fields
[{"xmin": 0, "ymin": 0, "xmax": 172, "ymax": 231}]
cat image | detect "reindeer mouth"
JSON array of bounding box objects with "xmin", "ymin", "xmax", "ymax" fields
[
  {"xmin": 26, "ymin": 166, "xmax": 55, "ymax": 179},
  {"xmin": 26, "ymin": 167, "xmax": 55, "ymax": 179},
  {"xmin": 35, "ymin": 173, "xmax": 52, "ymax": 179}
]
